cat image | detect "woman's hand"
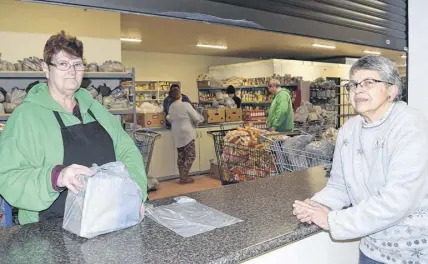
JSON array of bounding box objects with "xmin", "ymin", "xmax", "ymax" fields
[
  {"xmin": 57, "ymin": 164, "xmax": 94, "ymax": 194},
  {"xmin": 293, "ymin": 199, "xmax": 330, "ymax": 230}
]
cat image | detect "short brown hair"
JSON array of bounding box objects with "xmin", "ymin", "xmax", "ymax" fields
[
  {"xmin": 43, "ymin": 30, "xmax": 83, "ymax": 64},
  {"xmin": 169, "ymin": 88, "xmax": 181, "ymax": 102}
]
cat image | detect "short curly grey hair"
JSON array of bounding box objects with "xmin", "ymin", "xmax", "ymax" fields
[{"xmin": 350, "ymin": 56, "xmax": 402, "ymax": 101}]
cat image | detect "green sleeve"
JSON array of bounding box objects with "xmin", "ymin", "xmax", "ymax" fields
[
  {"xmin": 270, "ymin": 92, "xmax": 290, "ymax": 130},
  {"xmin": 0, "ymin": 113, "xmax": 58, "ymax": 211},
  {"xmin": 108, "ymin": 115, "xmax": 148, "ymax": 202}
]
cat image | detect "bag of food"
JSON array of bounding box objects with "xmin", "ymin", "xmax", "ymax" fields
[
  {"xmin": 281, "ymin": 135, "xmax": 314, "ymax": 172},
  {"xmin": 10, "ymin": 87, "xmax": 26, "ymax": 105},
  {"xmin": 100, "ymin": 60, "xmax": 125, "ymax": 72},
  {"xmin": 304, "ymin": 140, "xmax": 334, "ymax": 167},
  {"xmin": 85, "ymin": 63, "xmax": 99, "ymax": 72},
  {"xmin": 62, "ymin": 161, "xmax": 144, "ymax": 239},
  {"xmin": 14, "ymin": 61, "xmax": 23, "ymax": 71},
  {"xmin": 111, "ymin": 85, "xmax": 126, "ymax": 99},
  {"xmin": 99, "ymin": 83, "xmax": 111, "ymax": 97}
]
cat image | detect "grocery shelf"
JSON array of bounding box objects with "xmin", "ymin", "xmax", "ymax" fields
[
  {"xmin": 241, "ymin": 101, "xmax": 271, "ymax": 104},
  {"xmin": 0, "ymin": 71, "xmax": 133, "ymax": 79},
  {"xmin": 198, "ymin": 83, "xmax": 298, "ymax": 90},
  {"xmin": 0, "ymin": 114, "xmax": 10, "ymax": 121}
]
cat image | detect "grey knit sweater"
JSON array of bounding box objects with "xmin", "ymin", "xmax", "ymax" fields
[{"xmin": 312, "ymin": 101, "xmax": 428, "ymax": 263}]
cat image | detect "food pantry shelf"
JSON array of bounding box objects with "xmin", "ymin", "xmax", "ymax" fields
[{"xmin": 0, "ymin": 71, "xmax": 133, "ymax": 79}]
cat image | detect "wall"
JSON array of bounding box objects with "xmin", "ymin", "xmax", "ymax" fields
[
  {"xmin": 0, "ymin": 0, "xmax": 121, "ymax": 63},
  {"xmin": 408, "ymin": 0, "xmax": 427, "ymax": 117},
  {"xmin": 208, "ymin": 59, "xmax": 351, "ymax": 82},
  {"xmin": 121, "ymin": 51, "xmax": 255, "ymax": 100}
]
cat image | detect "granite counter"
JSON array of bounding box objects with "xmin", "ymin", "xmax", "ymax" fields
[{"xmin": 0, "ymin": 167, "xmax": 329, "ymax": 264}]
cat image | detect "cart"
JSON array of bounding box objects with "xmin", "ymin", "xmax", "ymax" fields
[
  {"xmin": 261, "ymin": 133, "xmax": 333, "ymax": 175},
  {"xmin": 208, "ymin": 127, "xmax": 277, "ymax": 185},
  {"xmin": 133, "ymin": 129, "xmax": 161, "ymax": 192}
]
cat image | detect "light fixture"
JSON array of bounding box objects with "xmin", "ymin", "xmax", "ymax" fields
[
  {"xmin": 120, "ymin": 37, "xmax": 142, "ymax": 43},
  {"xmin": 196, "ymin": 43, "xmax": 227, "ymax": 50},
  {"xmin": 363, "ymin": 50, "xmax": 381, "ymax": 55},
  {"xmin": 311, "ymin": 43, "xmax": 336, "ymax": 49},
  {"xmin": 401, "ymin": 54, "xmax": 407, "ymax": 58}
]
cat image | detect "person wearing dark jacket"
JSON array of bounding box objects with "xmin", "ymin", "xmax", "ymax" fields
[
  {"xmin": 226, "ymin": 85, "xmax": 241, "ymax": 108},
  {"xmin": 163, "ymin": 84, "xmax": 191, "ymax": 128}
]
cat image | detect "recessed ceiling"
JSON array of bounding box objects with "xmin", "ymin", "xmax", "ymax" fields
[{"xmin": 120, "ymin": 13, "xmax": 406, "ymax": 64}]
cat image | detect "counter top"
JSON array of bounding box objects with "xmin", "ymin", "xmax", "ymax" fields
[{"xmin": 0, "ymin": 167, "xmax": 327, "ymax": 264}]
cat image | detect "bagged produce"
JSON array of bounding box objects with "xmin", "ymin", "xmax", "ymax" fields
[
  {"xmin": 281, "ymin": 135, "xmax": 314, "ymax": 172},
  {"xmin": 10, "ymin": 87, "xmax": 26, "ymax": 105},
  {"xmin": 99, "ymin": 60, "xmax": 125, "ymax": 72},
  {"xmin": 111, "ymin": 85, "xmax": 126, "ymax": 99},
  {"xmin": 14, "ymin": 61, "xmax": 23, "ymax": 71},
  {"xmin": 137, "ymin": 102, "xmax": 163, "ymax": 114},
  {"xmin": 4, "ymin": 103, "xmax": 17, "ymax": 113},
  {"xmin": 102, "ymin": 96, "xmax": 114, "ymax": 109},
  {"xmin": 304, "ymin": 140, "xmax": 334, "ymax": 167},
  {"xmin": 85, "ymin": 62, "xmax": 99, "ymax": 72},
  {"xmin": 62, "ymin": 161, "xmax": 143, "ymax": 239}
]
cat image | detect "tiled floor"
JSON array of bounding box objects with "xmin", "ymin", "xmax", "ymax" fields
[{"xmin": 148, "ymin": 175, "xmax": 222, "ymax": 200}]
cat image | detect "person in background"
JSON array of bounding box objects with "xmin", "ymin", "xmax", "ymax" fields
[
  {"xmin": 293, "ymin": 56, "xmax": 428, "ymax": 264},
  {"xmin": 266, "ymin": 79, "xmax": 294, "ymax": 132},
  {"xmin": 0, "ymin": 31, "xmax": 147, "ymax": 225},
  {"xmin": 166, "ymin": 87, "xmax": 203, "ymax": 184},
  {"xmin": 226, "ymin": 85, "xmax": 241, "ymax": 108},
  {"xmin": 163, "ymin": 84, "xmax": 191, "ymax": 128}
]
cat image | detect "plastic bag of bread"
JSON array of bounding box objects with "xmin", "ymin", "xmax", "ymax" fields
[
  {"xmin": 14, "ymin": 61, "xmax": 23, "ymax": 71},
  {"xmin": 4, "ymin": 103, "xmax": 17, "ymax": 113},
  {"xmin": 100, "ymin": 60, "xmax": 125, "ymax": 72},
  {"xmin": 62, "ymin": 161, "xmax": 144, "ymax": 239},
  {"xmin": 10, "ymin": 87, "xmax": 26, "ymax": 105}
]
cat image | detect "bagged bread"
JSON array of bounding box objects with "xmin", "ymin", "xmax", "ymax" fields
[
  {"xmin": 10, "ymin": 87, "xmax": 26, "ymax": 105},
  {"xmin": 62, "ymin": 161, "xmax": 144, "ymax": 239}
]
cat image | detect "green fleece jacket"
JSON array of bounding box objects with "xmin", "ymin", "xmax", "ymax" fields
[
  {"xmin": 267, "ymin": 89, "xmax": 294, "ymax": 132},
  {"xmin": 0, "ymin": 83, "xmax": 147, "ymax": 225}
]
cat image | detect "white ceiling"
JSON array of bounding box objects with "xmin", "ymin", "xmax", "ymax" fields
[{"xmin": 120, "ymin": 13, "xmax": 406, "ymax": 65}]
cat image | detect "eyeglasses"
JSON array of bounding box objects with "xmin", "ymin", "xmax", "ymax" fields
[
  {"xmin": 344, "ymin": 79, "xmax": 394, "ymax": 93},
  {"xmin": 49, "ymin": 62, "xmax": 85, "ymax": 71}
]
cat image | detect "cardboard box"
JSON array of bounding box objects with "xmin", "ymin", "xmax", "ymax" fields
[
  {"xmin": 203, "ymin": 109, "xmax": 225, "ymax": 123},
  {"xmin": 225, "ymin": 108, "xmax": 242, "ymax": 122},
  {"xmin": 124, "ymin": 113, "xmax": 166, "ymax": 128}
]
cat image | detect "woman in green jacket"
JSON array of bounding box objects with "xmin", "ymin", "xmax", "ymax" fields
[{"xmin": 0, "ymin": 31, "xmax": 147, "ymax": 225}]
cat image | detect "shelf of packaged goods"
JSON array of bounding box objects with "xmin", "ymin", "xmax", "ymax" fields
[
  {"xmin": 0, "ymin": 71, "xmax": 133, "ymax": 79},
  {"xmin": 135, "ymin": 90, "xmax": 169, "ymax": 93},
  {"xmin": 198, "ymin": 83, "xmax": 298, "ymax": 91},
  {"xmin": 241, "ymin": 101, "xmax": 271, "ymax": 104}
]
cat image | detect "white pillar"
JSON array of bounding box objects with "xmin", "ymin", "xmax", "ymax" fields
[{"xmin": 408, "ymin": 0, "xmax": 428, "ymax": 118}]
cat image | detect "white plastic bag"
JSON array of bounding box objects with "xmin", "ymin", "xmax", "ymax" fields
[
  {"xmin": 62, "ymin": 161, "xmax": 143, "ymax": 239},
  {"xmin": 146, "ymin": 196, "xmax": 242, "ymax": 237}
]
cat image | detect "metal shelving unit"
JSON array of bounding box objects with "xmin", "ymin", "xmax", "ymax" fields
[{"xmin": 0, "ymin": 69, "xmax": 137, "ymax": 128}]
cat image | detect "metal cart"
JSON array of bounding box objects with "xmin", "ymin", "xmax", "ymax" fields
[
  {"xmin": 261, "ymin": 133, "xmax": 333, "ymax": 174},
  {"xmin": 133, "ymin": 129, "xmax": 161, "ymax": 192},
  {"xmin": 208, "ymin": 127, "xmax": 277, "ymax": 185}
]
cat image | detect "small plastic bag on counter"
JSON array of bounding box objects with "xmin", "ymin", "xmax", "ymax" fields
[
  {"xmin": 146, "ymin": 196, "xmax": 243, "ymax": 238},
  {"xmin": 62, "ymin": 161, "xmax": 143, "ymax": 239}
]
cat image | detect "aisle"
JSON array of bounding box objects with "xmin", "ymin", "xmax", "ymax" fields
[{"xmin": 148, "ymin": 175, "xmax": 221, "ymax": 200}]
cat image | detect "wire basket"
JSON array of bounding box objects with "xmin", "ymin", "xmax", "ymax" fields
[
  {"xmin": 133, "ymin": 129, "xmax": 161, "ymax": 174},
  {"xmin": 207, "ymin": 128, "xmax": 276, "ymax": 184},
  {"xmin": 261, "ymin": 133, "xmax": 333, "ymax": 174}
]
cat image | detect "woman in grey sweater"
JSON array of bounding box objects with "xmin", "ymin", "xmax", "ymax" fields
[
  {"xmin": 293, "ymin": 56, "xmax": 428, "ymax": 264},
  {"xmin": 167, "ymin": 87, "xmax": 204, "ymax": 184}
]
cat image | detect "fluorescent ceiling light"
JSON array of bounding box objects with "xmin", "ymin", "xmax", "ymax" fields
[
  {"xmin": 196, "ymin": 43, "xmax": 227, "ymax": 49},
  {"xmin": 363, "ymin": 50, "xmax": 381, "ymax": 55},
  {"xmin": 120, "ymin": 37, "xmax": 142, "ymax": 43},
  {"xmin": 312, "ymin": 43, "xmax": 336, "ymax": 49},
  {"xmin": 401, "ymin": 54, "xmax": 407, "ymax": 58}
]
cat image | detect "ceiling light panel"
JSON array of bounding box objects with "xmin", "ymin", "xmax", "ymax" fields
[
  {"xmin": 196, "ymin": 43, "xmax": 227, "ymax": 49},
  {"xmin": 312, "ymin": 43, "xmax": 336, "ymax": 49},
  {"xmin": 120, "ymin": 37, "xmax": 142, "ymax": 42}
]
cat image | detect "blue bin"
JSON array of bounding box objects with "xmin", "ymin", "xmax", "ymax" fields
[{"xmin": 1, "ymin": 197, "xmax": 13, "ymax": 228}]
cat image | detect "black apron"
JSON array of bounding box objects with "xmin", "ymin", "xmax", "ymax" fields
[{"xmin": 39, "ymin": 108, "xmax": 116, "ymax": 221}]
